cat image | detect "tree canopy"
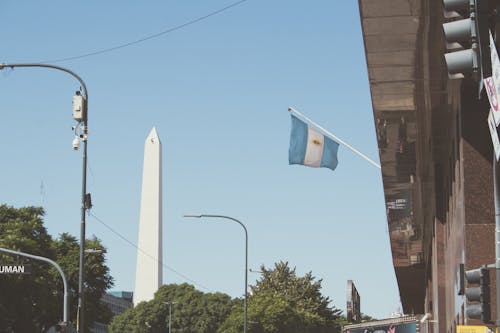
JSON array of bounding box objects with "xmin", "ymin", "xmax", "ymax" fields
[
  {"xmin": 111, "ymin": 261, "xmax": 346, "ymax": 333},
  {"xmin": 218, "ymin": 261, "xmax": 343, "ymax": 333},
  {"xmin": 109, "ymin": 283, "xmax": 235, "ymax": 333},
  {"xmin": 0, "ymin": 204, "xmax": 114, "ymax": 332}
]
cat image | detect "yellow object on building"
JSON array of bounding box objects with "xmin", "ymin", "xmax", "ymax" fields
[{"xmin": 456, "ymin": 325, "xmax": 489, "ymax": 333}]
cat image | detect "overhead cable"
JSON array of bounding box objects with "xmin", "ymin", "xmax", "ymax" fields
[
  {"xmin": 37, "ymin": 0, "xmax": 249, "ymax": 64},
  {"xmin": 90, "ymin": 212, "xmax": 212, "ymax": 292}
]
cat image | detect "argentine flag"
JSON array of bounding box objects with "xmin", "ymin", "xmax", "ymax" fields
[{"xmin": 288, "ymin": 115, "xmax": 340, "ymax": 171}]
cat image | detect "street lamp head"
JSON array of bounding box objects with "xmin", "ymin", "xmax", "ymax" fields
[
  {"xmin": 84, "ymin": 249, "xmax": 102, "ymax": 254},
  {"xmin": 183, "ymin": 214, "xmax": 202, "ymax": 218}
]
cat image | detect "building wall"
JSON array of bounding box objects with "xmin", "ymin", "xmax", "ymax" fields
[
  {"xmin": 359, "ymin": 0, "xmax": 497, "ymax": 331},
  {"xmin": 101, "ymin": 293, "xmax": 134, "ymax": 317},
  {"xmin": 462, "ymin": 93, "xmax": 496, "ymax": 326},
  {"xmin": 418, "ymin": 15, "xmax": 496, "ymax": 333},
  {"xmin": 91, "ymin": 292, "xmax": 134, "ymax": 333},
  {"xmin": 439, "ymin": 154, "xmax": 466, "ymax": 333},
  {"xmin": 413, "ymin": 20, "xmax": 495, "ymax": 333}
]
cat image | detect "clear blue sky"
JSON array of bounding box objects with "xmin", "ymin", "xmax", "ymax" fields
[{"xmin": 0, "ymin": 0, "xmax": 401, "ymax": 318}]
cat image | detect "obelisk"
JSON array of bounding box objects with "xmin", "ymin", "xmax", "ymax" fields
[{"xmin": 134, "ymin": 127, "xmax": 163, "ymax": 305}]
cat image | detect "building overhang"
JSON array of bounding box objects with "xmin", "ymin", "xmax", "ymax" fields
[{"xmin": 359, "ymin": 0, "xmax": 453, "ymax": 314}]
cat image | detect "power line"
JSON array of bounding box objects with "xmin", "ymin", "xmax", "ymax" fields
[
  {"xmin": 89, "ymin": 212, "xmax": 212, "ymax": 292},
  {"xmin": 38, "ymin": 0, "xmax": 249, "ymax": 64}
]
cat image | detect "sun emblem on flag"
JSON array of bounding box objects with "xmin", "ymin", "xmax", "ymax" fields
[{"xmin": 312, "ymin": 139, "xmax": 322, "ymax": 146}]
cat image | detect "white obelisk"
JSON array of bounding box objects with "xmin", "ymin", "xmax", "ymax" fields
[{"xmin": 134, "ymin": 127, "xmax": 163, "ymax": 306}]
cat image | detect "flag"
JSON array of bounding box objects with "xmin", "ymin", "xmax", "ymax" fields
[{"xmin": 288, "ymin": 114, "xmax": 339, "ymax": 171}]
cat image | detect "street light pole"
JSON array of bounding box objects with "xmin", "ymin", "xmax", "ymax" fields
[
  {"xmin": 0, "ymin": 247, "xmax": 69, "ymax": 325},
  {"xmin": 162, "ymin": 301, "xmax": 176, "ymax": 333},
  {"xmin": 184, "ymin": 214, "xmax": 248, "ymax": 333},
  {"xmin": 0, "ymin": 63, "xmax": 90, "ymax": 333},
  {"xmin": 169, "ymin": 302, "xmax": 172, "ymax": 333}
]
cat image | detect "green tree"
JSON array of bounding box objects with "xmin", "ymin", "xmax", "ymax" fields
[
  {"xmin": 218, "ymin": 261, "xmax": 343, "ymax": 333},
  {"xmin": 52, "ymin": 233, "xmax": 114, "ymax": 330},
  {"xmin": 361, "ymin": 313, "xmax": 376, "ymax": 322},
  {"xmin": 109, "ymin": 283, "xmax": 235, "ymax": 333},
  {"xmin": 0, "ymin": 205, "xmax": 56, "ymax": 332},
  {"xmin": 0, "ymin": 204, "xmax": 114, "ymax": 332}
]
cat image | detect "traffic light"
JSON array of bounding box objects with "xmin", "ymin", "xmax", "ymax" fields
[
  {"xmin": 464, "ymin": 267, "xmax": 491, "ymax": 323},
  {"xmin": 442, "ymin": 0, "xmax": 491, "ymax": 82}
]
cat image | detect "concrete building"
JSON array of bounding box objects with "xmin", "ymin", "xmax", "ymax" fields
[
  {"xmin": 102, "ymin": 292, "xmax": 134, "ymax": 316},
  {"xmin": 91, "ymin": 291, "xmax": 134, "ymax": 333},
  {"xmin": 358, "ymin": 0, "xmax": 497, "ymax": 332},
  {"xmin": 134, "ymin": 128, "xmax": 163, "ymax": 306}
]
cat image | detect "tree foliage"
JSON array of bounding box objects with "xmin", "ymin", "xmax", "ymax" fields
[
  {"xmin": 53, "ymin": 233, "xmax": 115, "ymax": 329},
  {"xmin": 0, "ymin": 204, "xmax": 114, "ymax": 332},
  {"xmin": 109, "ymin": 283, "xmax": 235, "ymax": 333},
  {"xmin": 361, "ymin": 313, "xmax": 376, "ymax": 322},
  {"xmin": 218, "ymin": 261, "xmax": 343, "ymax": 333}
]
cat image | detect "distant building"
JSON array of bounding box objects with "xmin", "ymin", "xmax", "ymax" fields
[
  {"xmin": 90, "ymin": 322, "xmax": 108, "ymax": 333},
  {"xmin": 91, "ymin": 291, "xmax": 134, "ymax": 333},
  {"xmin": 108, "ymin": 291, "xmax": 133, "ymax": 302},
  {"xmin": 101, "ymin": 292, "xmax": 134, "ymax": 317}
]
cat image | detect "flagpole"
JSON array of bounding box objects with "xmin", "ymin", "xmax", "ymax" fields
[{"xmin": 288, "ymin": 107, "xmax": 381, "ymax": 169}]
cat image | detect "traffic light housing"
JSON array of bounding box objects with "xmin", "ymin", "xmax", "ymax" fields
[
  {"xmin": 465, "ymin": 267, "xmax": 491, "ymax": 323},
  {"xmin": 442, "ymin": 0, "xmax": 491, "ymax": 83}
]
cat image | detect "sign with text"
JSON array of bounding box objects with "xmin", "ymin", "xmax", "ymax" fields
[
  {"xmin": 0, "ymin": 264, "xmax": 32, "ymax": 274},
  {"xmin": 485, "ymin": 31, "xmax": 500, "ymax": 126},
  {"xmin": 488, "ymin": 110, "xmax": 500, "ymax": 161},
  {"xmin": 346, "ymin": 322, "xmax": 416, "ymax": 333}
]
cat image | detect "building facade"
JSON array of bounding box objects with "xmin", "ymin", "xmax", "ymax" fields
[
  {"xmin": 359, "ymin": 0, "xmax": 497, "ymax": 332},
  {"xmin": 91, "ymin": 291, "xmax": 134, "ymax": 333}
]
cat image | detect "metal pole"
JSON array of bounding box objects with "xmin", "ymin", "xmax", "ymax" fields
[
  {"xmin": 0, "ymin": 63, "xmax": 89, "ymax": 333},
  {"xmin": 0, "ymin": 247, "xmax": 69, "ymax": 323},
  {"xmin": 184, "ymin": 214, "xmax": 248, "ymax": 333},
  {"xmin": 162, "ymin": 301, "xmax": 176, "ymax": 333},
  {"xmin": 244, "ymin": 221, "xmax": 248, "ymax": 333},
  {"xmin": 493, "ymin": 156, "xmax": 500, "ymax": 327},
  {"xmin": 78, "ymin": 121, "xmax": 88, "ymax": 333},
  {"xmin": 169, "ymin": 302, "xmax": 172, "ymax": 333}
]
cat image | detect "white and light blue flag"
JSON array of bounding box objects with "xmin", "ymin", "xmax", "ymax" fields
[{"xmin": 288, "ymin": 114, "xmax": 340, "ymax": 171}]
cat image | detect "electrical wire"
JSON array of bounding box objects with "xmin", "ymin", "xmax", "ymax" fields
[
  {"xmin": 37, "ymin": 0, "xmax": 249, "ymax": 64},
  {"xmin": 89, "ymin": 212, "xmax": 212, "ymax": 292}
]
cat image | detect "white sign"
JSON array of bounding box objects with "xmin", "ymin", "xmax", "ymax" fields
[
  {"xmin": 387, "ymin": 199, "xmax": 408, "ymax": 210},
  {"xmin": 488, "ymin": 110, "xmax": 500, "ymax": 161},
  {"xmin": 0, "ymin": 264, "xmax": 31, "ymax": 274},
  {"xmin": 485, "ymin": 31, "xmax": 500, "ymax": 126}
]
